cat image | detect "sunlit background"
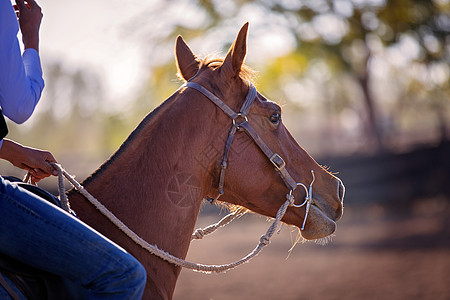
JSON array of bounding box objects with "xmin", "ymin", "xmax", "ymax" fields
[{"xmin": 2, "ymin": 0, "xmax": 449, "ymax": 299}]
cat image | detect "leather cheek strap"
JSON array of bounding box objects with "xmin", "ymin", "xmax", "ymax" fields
[{"xmin": 239, "ymin": 121, "xmax": 298, "ymax": 191}]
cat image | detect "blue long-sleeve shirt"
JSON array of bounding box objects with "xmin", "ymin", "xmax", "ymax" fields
[{"xmin": 0, "ymin": 0, "xmax": 45, "ymax": 147}]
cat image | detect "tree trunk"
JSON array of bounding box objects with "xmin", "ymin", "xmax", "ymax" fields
[{"xmin": 358, "ymin": 50, "xmax": 384, "ymax": 152}]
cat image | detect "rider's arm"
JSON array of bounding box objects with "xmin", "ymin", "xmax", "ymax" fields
[
  {"xmin": 0, "ymin": 139, "xmax": 57, "ymax": 182},
  {"xmin": 0, "ymin": 0, "xmax": 44, "ymax": 125},
  {"xmin": 0, "ymin": 0, "xmax": 54, "ymax": 183}
]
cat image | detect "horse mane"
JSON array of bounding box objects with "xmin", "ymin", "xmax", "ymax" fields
[{"xmin": 70, "ymin": 93, "xmax": 179, "ymax": 191}]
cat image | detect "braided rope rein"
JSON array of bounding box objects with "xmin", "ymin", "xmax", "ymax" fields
[
  {"xmin": 51, "ymin": 163, "xmax": 296, "ymax": 274},
  {"xmin": 191, "ymin": 206, "xmax": 248, "ymax": 240}
]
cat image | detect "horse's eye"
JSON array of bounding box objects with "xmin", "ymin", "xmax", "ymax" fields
[{"xmin": 269, "ymin": 112, "xmax": 281, "ymax": 124}]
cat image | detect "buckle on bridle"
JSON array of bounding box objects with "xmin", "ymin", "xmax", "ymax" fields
[
  {"xmin": 270, "ymin": 153, "xmax": 286, "ymax": 171},
  {"xmin": 232, "ymin": 113, "xmax": 248, "ymax": 130}
]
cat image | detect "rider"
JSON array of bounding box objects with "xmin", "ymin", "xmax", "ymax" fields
[{"xmin": 0, "ymin": 0, "xmax": 146, "ymax": 299}]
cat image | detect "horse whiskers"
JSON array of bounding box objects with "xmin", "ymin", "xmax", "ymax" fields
[
  {"xmin": 314, "ymin": 234, "xmax": 335, "ymax": 246},
  {"xmin": 286, "ymin": 227, "xmax": 304, "ymax": 259},
  {"xmin": 284, "ymin": 227, "xmax": 335, "ymax": 259}
]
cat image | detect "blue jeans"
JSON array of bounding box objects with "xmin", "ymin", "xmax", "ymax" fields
[{"xmin": 0, "ymin": 176, "xmax": 146, "ymax": 299}]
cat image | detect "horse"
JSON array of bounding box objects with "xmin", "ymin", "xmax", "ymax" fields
[{"xmin": 1, "ymin": 23, "xmax": 344, "ymax": 299}]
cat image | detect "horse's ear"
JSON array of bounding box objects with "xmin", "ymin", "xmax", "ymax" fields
[
  {"xmin": 221, "ymin": 22, "xmax": 249, "ymax": 78},
  {"xmin": 175, "ymin": 36, "xmax": 200, "ymax": 81}
]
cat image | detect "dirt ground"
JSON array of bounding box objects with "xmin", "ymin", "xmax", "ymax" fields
[{"xmin": 173, "ymin": 198, "xmax": 450, "ymax": 300}]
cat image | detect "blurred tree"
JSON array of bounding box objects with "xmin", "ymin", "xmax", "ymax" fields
[
  {"xmin": 5, "ymin": 61, "xmax": 111, "ymax": 160},
  {"xmin": 124, "ymin": 0, "xmax": 449, "ymax": 152}
]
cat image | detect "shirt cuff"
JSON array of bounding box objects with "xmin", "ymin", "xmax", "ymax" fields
[{"xmin": 23, "ymin": 48, "xmax": 44, "ymax": 81}]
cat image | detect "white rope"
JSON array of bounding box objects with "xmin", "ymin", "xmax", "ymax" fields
[
  {"xmin": 56, "ymin": 167, "xmax": 71, "ymax": 212},
  {"xmin": 191, "ymin": 207, "xmax": 247, "ymax": 240},
  {"xmin": 50, "ymin": 163, "xmax": 295, "ymax": 274}
]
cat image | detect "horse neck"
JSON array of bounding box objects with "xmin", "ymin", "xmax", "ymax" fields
[{"xmin": 68, "ymin": 94, "xmax": 209, "ymax": 299}]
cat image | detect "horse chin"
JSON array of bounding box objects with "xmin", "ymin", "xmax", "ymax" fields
[{"xmin": 299, "ymin": 205, "xmax": 337, "ymax": 241}]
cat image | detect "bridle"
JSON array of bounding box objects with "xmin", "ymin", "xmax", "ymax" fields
[{"xmin": 184, "ymin": 81, "xmax": 315, "ymax": 230}]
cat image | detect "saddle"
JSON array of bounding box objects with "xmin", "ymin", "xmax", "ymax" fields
[{"xmin": 0, "ymin": 177, "xmax": 82, "ymax": 300}]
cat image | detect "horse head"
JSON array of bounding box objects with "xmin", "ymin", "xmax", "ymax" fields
[{"xmin": 175, "ymin": 23, "xmax": 344, "ymax": 241}]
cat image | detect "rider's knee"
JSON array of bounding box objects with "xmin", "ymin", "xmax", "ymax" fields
[{"xmin": 127, "ymin": 258, "xmax": 147, "ymax": 289}]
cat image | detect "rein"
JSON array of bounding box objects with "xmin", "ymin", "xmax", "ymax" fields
[{"xmin": 48, "ymin": 82, "xmax": 316, "ymax": 273}]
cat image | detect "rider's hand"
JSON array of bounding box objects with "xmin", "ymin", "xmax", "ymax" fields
[
  {"xmin": 15, "ymin": 0, "xmax": 43, "ymax": 52},
  {"xmin": 0, "ymin": 139, "xmax": 57, "ymax": 183}
]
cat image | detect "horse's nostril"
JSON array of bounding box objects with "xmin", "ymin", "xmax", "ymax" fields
[{"xmin": 337, "ymin": 179, "xmax": 345, "ymax": 202}]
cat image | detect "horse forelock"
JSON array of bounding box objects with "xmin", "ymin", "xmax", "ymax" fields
[{"xmin": 199, "ymin": 55, "xmax": 256, "ymax": 82}]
